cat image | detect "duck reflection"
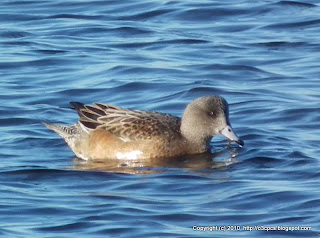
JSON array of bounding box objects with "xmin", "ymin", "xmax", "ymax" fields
[{"xmin": 72, "ymin": 148, "xmax": 240, "ymax": 174}]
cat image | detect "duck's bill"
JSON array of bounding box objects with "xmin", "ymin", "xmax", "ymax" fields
[{"xmin": 220, "ymin": 125, "xmax": 244, "ymax": 147}]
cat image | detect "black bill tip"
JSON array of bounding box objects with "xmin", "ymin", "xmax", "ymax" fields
[{"xmin": 235, "ymin": 139, "xmax": 244, "ymax": 147}]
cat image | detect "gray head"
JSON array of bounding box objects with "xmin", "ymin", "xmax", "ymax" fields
[{"xmin": 181, "ymin": 96, "xmax": 243, "ymax": 150}]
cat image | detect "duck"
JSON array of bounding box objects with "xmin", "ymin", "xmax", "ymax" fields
[{"xmin": 43, "ymin": 96, "xmax": 244, "ymax": 160}]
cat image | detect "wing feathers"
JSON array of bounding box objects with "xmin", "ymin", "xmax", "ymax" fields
[{"xmin": 72, "ymin": 102, "xmax": 181, "ymax": 141}]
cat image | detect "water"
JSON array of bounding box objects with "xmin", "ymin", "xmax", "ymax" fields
[{"xmin": 1, "ymin": 0, "xmax": 320, "ymax": 237}]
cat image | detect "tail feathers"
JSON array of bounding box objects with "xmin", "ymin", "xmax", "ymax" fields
[
  {"xmin": 43, "ymin": 122, "xmax": 89, "ymax": 160},
  {"xmin": 43, "ymin": 122, "xmax": 80, "ymax": 139}
]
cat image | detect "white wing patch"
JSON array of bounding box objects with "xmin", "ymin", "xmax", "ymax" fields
[{"xmin": 116, "ymin": 150, "xmax": 143, "ymax": 160}]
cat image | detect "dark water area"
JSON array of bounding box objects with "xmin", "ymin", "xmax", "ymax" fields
[{"xmin": 1, "ymin": 0, "xmax": 320, "ymax": 237}]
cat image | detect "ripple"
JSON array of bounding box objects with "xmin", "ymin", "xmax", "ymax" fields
[
  {"xmin": 175, "ymin": 7, "xmax": 249, "ymax": 22},
  {"xmin": 117, "ymin": 9, "xmax": 174, "ymax": 21},
  {"xmin": 47, "ymin": 14, "xmax": 101, "ymax": 20},
  {"xmin": 0, "ymin": 30, "xmax": 32, "ymax": 38},
  {"xmin": 264, "ymin": 19, "xmax": 320, "ymax": 30},
  {"xmin": 278, "ymin": 1, "xmax": 317, "ymax": 8}
]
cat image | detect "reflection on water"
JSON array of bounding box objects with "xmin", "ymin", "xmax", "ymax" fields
[{"xmin": 73, "ymin": 148, "xmax": 240, "ymax": 174}]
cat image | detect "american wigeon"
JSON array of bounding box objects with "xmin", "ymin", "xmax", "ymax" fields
[{"xmin": 43, "ymin": 96, "xmax": 243, "ymax": 160}]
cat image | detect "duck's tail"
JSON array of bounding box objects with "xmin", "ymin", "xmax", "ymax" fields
[
  {"xmin": 44, "ymin": 121, "xmax": 85, "ymax": 153},
  {"xmin": 43, "ymin": 122, "xmax": 89, "ymax": 160},
  {"xmin": 43, "ymin": 122, "xmax": 80, "ymax": 139}
]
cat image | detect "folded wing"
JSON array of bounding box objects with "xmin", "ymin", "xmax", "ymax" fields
[{"xmin": 70, "ymin": 102, "xmax": 182, "ymax": 142}]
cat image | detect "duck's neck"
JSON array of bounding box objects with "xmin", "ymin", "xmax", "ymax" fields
[{"xmin": 180, "ymin": 123, "xmax": 211, "ymax": 154}]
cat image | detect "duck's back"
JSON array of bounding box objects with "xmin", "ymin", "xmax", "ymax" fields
[{"xmin": 68, "ymin": 102, "xmax": 186, "ymax": 160}]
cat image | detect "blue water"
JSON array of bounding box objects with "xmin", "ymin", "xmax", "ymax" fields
[{"xmin": 1, "ymin": 0, "xmax": 320, "ymax": 237}]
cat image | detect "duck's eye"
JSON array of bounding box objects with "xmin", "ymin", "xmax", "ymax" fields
[{"xmin": 208, "ymin": 111, "xmax": 216, "ymax": 118}]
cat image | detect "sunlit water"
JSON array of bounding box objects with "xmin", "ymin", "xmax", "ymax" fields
[{"xmin": 1, "ymin": 0, "xmax": 320, "ymax": 237}]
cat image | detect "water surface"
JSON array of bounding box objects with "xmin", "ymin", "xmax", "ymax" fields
[{"xmin": 1, "ymin": 0, "xmax": 320, "ymax": 237}]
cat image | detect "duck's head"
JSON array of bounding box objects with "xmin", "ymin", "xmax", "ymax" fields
[{"xmin": 181, "ymin": 96, "xmax": 244, "ymax": 147}]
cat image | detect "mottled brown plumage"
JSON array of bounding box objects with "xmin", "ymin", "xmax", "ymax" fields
[
  {"xmin": 44, "ymin": 96, "xmax": 243, "ymax": 160},
  {"xmin": 83, "ymin": 103, "xmax": 180, "ymax": 141}
]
